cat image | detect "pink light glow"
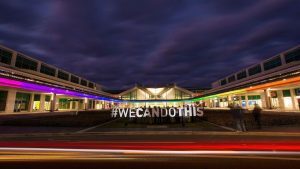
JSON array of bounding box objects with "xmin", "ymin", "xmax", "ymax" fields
[{"xmin": 0, "ymin": 77, "xmax": 118, "ymax": 102}]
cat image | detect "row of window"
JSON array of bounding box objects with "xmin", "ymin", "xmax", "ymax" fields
[
  {"xmin": 220, "ymin": 89, "xmax": 299, "ymax": 101},
  {"xmin": 0, "ymin": 48, "xmax": 95, "ymax": 89},
  {"xmin": 220, "ymin": 48, "xmax": 300, "ymax": 86},
  {"xmin": 0, "ymin": 90, "xmax": 103, "ymax": 112}
]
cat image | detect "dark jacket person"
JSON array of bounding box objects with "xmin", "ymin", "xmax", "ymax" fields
[{"xmin": 252, "ymin": 104, "xmax": 262, "ymax": 129}]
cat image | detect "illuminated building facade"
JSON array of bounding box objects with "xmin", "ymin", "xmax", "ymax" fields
[
  {"xmin": 193, "ymin": 45, "xmax": 300, "ymax": 111},
  {"xmin": 0, "ymin": 45, "xmax": 118, "ymax": 113},
  {"xmin": 116, "ymin": 84, "xmax": 194, "ymax": 108},
  {"xmin": 0, "ymin": 43, "xmax": 299, "ymax": 114}
]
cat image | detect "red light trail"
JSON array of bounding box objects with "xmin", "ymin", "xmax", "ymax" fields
[{"xmin": 0, "ymin": 140, "xmax": 300, "ymax": 152}]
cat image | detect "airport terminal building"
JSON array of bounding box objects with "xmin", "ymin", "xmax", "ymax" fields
[
  {"xmin": 0, "ymin": 45, "xmax": 119, "ymax": 114},
  {"xmin": 194, "ymin": 45, "xmax": 300, "ymax": 111},
  {"xmin": 116, "ymin": 84, "xmax": 194, "ymax": 108},
  {"xmin": 0, "ymin": 44, "xmax": 299, "ymax": 114}
]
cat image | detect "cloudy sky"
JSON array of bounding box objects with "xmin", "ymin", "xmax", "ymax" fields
[{"xmin": 0, "ymin": 0, "xmax": 299, "ymax": 89}]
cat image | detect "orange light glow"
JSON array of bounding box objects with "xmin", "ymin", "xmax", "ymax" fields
[{"xmin": 246, "ymin": 76, "xmax": 300, "ymax": 92}]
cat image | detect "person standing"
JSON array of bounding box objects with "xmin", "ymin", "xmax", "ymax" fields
[
  {"xmin": 238, "ymin": 104, "xmax": 247, "ymax": 132},
  {"xmin": 231, "ymin": 104, "xmax": 247, "ymax": 132},
  {"xmin": 252, "ymin": 103, "xmax": 262, "ymax": 129}
]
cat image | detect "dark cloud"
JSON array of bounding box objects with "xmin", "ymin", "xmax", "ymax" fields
[{"xmin": 0, "ymin": 0, "xmax": 299, "ymax": 89}]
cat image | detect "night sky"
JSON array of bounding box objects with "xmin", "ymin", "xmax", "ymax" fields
[{"xmin": 0, "ymin": 0, "xmax": 299, "ymax": 89}]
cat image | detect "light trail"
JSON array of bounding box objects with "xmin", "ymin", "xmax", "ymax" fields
[
  {"xmin": 1, "ymin": 147, "xmax": 300, "ymax": 155},
  {"xmin": 1, "ymin": 141, "xmax": 300, "ymax": 151}
]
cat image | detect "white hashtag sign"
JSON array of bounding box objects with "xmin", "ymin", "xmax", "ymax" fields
[{"xmin": 111, "ymin": 108, "xmax": 118, "ymax": 118}]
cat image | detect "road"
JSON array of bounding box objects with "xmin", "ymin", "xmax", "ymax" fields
[
  {"xmin": 0, "ymin": 118, "xmax": 300, "ymax": 169},
  {"xmin": 0, "ymin": 148, "xmax": 299, "ymax": 169},
  {"xmin": 0, "ymin": 130, "xmax": 300, "ymax": 168}
]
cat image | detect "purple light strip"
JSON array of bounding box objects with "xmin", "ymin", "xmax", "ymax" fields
[{"xmin": 0, "ymin": 77, "xmax": 119, "ymax": 102}]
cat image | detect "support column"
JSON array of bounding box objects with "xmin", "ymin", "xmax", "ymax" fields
[
  {"xmin": 37, "ymin": 61, "xmax": 41, "ymax": 72},
  {"xmin": 263, "ymin": 89, "xmax": 271, "ymax": 109},
  {"xmin": 245, "ymin": 94, "xmax": 249, "ymax": 109},
  {"xmin": 84, "ymin": 98, "xmax": 88, "ymax": 110},
  {"xmin": 29, "ymin": 93, "xmax": 34, "ymax": 112},
  {"xmin": 70, "ymin": 101, "xmax": 74, "ymax": 110},
  {"xmin": 39, "ymin": 94, "xmax": 45, "ymax": 112},
  {"xmin": 5, "ymin": 89, "xmax": 16, "ymax": 113},
  {"xmin": 238, "ymin": 96, "xmax": 242, "ymax": 107},
  {"xmin": 277, "ymin": 90, "xmax": 285, "ymax": 110},
  {"xmin": 74, "ymin": 100, "xmax": 79, "ymax": 110},
  {"xmin": 50, "ymin": 93, "xmax": 57, "ymax": 112},
  {"xmin": 290, "ymin": 89, "xmax": 298, "ymax": 110},
  {"xmin": 10, "ymin": 52, "xmax": 17, "ymax": 67}
]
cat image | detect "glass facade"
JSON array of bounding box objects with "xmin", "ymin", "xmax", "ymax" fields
[
  {"xmin": 248, "ymin": 95, "xmax": 261, "ymax": 100},
  {"xmin": 0, "ymin": 48, "xmax": 12, "ymax": 65},
  {"xmin": 33, "ymin": 94, "xmax": 41, "ymax": 111},
  {"xmin": 58, "ymin": 70, "xmax": 69, "ymax": 81},
  {"xmin": 121, "ymin": 91, "xmax": 137, "ymax": 100},
  {"xmin": 220, "ymin": 79, "xmax": 227, "ymax": 86},
  {"xmin": 15, "ymin": 54, "xmax": 38, "ymax": 71},
  {"xmin": 285, "ymin": 48, "xmax": 300, "ymax": 63},
  {"xmin": 88, "ymin": 100, "xmax": 93, "ymax": 109},
  {"xmin": 44, "ymin": 95, "xmax": 51, "ymax": 111},
  {"xmin": 0, "ymin": 91, "xmax": 8, "ymax": 111},
  {"xmin": 237, "ymin": 71, "xmax": 247, "ymax": 80},
  {"xmin": 88, "ymin": 82, "xmax": 94, "ymax": 88},
  {"xmin": 59, "ymin": 98, "xmax": 70, "ymax": 109},
  {"xmin": 40, "ymin": 64, "xmax": 56, "ymax": 77},
  {"xmin": 283, "ymin": 90, "xmax": 291, "ymax": 97},
  {"xmin": 71, "ymin": 75, "xmax": 79, "ymax": 84},
  {"xmin": 228, "ymin": 75, "xmax": 236, "ymax": 83},
  {"xmin": 263, "ymin": 56, "xmax": 282, "ymax": 71},
  {"xmin": 248, "ymin": 65, "xmax": 262, "ymax": 76},
  {"xmin": 175, "ymin": 89, "xmax": 191, "ymax": 99},
  {"xmin": 295, "ymin": 88, "xmax": 300, "ymax": 96},
  {"xmin": 80, "ymin": 79, "xmax": 87, "ymax": 86},
  {"xmin": 14, "ymin": 92, "xmax": 31, "ymax": 112}
]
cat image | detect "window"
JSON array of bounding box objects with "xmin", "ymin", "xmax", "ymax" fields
[
  {"xmin": 270, "ymin": 91, "xmax": 277, "ymax": 98},
  {"xmin": 0, "ymin": 48, "xmax": 12, "ymax": 65},
  {"xmin": 33, "ymin": 94, "xmax": 41, "ymax": 111},
  {"xmin": 285, "ymin": 48, "xmax": 300, "ymax": 63},
  {"xmin": 45, "ymin": 95, "xmax": 51, "ymax": 102},
  {"xmin": 248, "ymin": 65, "xmax": 261, "ymax": 76},
  {"xmin": 295, "ymin": 88, "xmax": 300, "ymax": 96},
  {"xmin": 34, "ymin": 94, "xmax": 40, "ymax": 101},
  {"xmin": 237, "ymin": 71, "xmax": 247, "ymax": 80},
  {"xmin": 228, "ymin": 75, "xmax": 236, "ymax": 83},
  {"xmin": 71, "ymin": 75, "xmax": 79, "ymax": 84},
  {"xmin": 282, "ymin": 90, "xmax": 291, "ymax": 97},
  {"xmin": 88, "ymin": 82, "xmax": 94, "ymax": 88},
  {"xmin": 14, "ymin": 92, "xmax": 31, "ymax": 112},
  {"xmin": 248, "ymin": 95, "xmax": 261, "ymax": 100},
  {"xmin": 15, "ymin": 54, "xmax": 38, "ymax": 71},
  {"xmin": 174, "ymin": 89, "xmax": 191, "ymax": 99},
  {"xmin": 40, "ymin": 64, "xmax": 56, "ymax": 77},
  {"xmin": 80, "ymin": 79, "xmax": 87, "ymax": 86},
  {"xmin": 121, "ymin": 91, "xmax": 137, "ymax": 100},
  {"xmin": 263, "ymin": 56, "xmax": 282, "ymax": 71},
  {"xmin": 220, "ymin": 79, "xmax": 227, "ymax": 86},
  {"xmin": 59, "ymin": 98, "xmax": 70, "ymax": 109},
  {"xmin": 58, "ymin": 70, "xmax": 69, "ymax": 81},
  {"xmin": 88, "ymin": 100, "xmax": 94, "ymax": 109},
  {"xmin": 0, "ymin": 91, "xmax": 8, "ymax": 111}
]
